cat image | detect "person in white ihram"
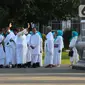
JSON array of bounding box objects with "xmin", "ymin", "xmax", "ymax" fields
[
  {"xmin": 15, "ymin": 27, "xmax": 27, "ymax": 68},
  {"xmin": 26, "ymin": 24, "xmax": 32, "ymax": 67},
  {"xmin": 44, "ymin": 26, "xmax": 54, "ymax": 68},
  {"xmin": 4, "ymin": 27, "xmax": 15, "ymax": 68},
  {"xmin": 0, "ymin": 29, "xmax": 5, "ymax": 68},
  {"xmin": 29, "ymin": 26, "xmax": 41, "ymax": 68},
  {"xmin": 69, "ymin": 31, "xmax": 79, "ymax": 66},
  {"xmin": 53, "ymin": 30, "xmax": 64, "ymax": 67}
]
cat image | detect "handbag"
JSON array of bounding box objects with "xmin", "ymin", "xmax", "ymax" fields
[{"xmin": 68, "ymin": 50, "xmax": 73, "ymax": 57}]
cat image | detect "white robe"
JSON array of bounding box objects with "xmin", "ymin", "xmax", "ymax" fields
[
  {"xmin": 9, "ymin": 32, "xmax": 16, "ymax": 65},
  {"xmin": 0, "ymin": 35, "xmax": 5, "ymax": 65},
  {"xmin": 44, "ymin": 32, "xmax": 54, "ymax": 66},
  {"xmin": 37, "ymin": 38, "xmax": 43, "ymax": 66},
  {"xmin": 29, "ymin": 33, "xmax": 41, "ymax": 63},
  {"xmin": 69, "ymin": 36, "xmax": 79, "ymax": 64},
  {"xmin": 26, "ymin": 34, "xmax": 31, "ymax": 62},
  {"xmin": 4, "ymin": 31, "xmax": 15, "ymax": 65},
  {"xmin": 53, "ymin": 36, "xmax": 64, "ymax": 65},
  {"xmin": 16, "ymin": 34, "xmax": 27, "ymax": 64}
]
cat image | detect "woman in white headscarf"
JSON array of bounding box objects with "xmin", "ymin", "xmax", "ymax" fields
[
  {"xmin": 53, "ymin": 30, "xmax": 64, "ymax": 67},
  {"xmin": 69, "ymin": 31, "xmax": 79, "ymax": 66}
]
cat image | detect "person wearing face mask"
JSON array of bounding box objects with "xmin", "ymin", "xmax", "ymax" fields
[
  {"xmin": 69, "ymin": 31, "xmax": 79, "ymax": 66},
  {"xmin": 53, "ymin": 30, "xmax": 64, "ymax": 67}
]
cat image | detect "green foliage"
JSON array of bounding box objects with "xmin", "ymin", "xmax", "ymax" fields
[
  {"xmin": 42, "ymin": 33, "xmax": 46, "ymax": 42},
  {"xmin": 0, "ymin": 0, "xmax": 80, "ymax": 27},
  {"xmin": 42, "ymin": 33, "xmax": 46, "ymax": 49},
  {"xmin": 62, "ymin": 52, "xmax": 70, "ymax": 64},
  {"xmin": 0, "ymin": 7, "xmax": 9, "ymax": 28}
]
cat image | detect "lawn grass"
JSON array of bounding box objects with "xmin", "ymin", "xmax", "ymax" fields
[
  {"xmin": 42, "ymin": 51, "xmax": 70, "ymax": 64},
  {"xmin": 61, "ymin": 51, "xmax": 70, "ymax": 64}
]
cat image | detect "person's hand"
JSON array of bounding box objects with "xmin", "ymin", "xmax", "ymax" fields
[
  {"xmin": 40, "ymin": 51, "xmax": 42, "ymax": 53},
  {"xmin": 7, "ymin": 42, "xmax": 9, "ymax": 45},
  {"xmin": 58, "ymin": 50, "xmax": 61, "ymax": 53},
  {"xmin": 30, "ymin": 46, "xmax": 35, "ymax": 49},
  {"xmin": 10, "ymin": 39, "xmax": 13, "ymax": 42}
]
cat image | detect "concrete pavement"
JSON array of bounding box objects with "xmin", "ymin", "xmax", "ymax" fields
[{"xmin": 0, "ymin": 65, "xmax": 84, "ymax": 85}]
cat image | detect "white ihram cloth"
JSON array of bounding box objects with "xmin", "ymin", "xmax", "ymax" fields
[
  {"xmin": 69, "ymin": 36, "xmax": 79, "ymax": 64},
  {"xmin": 29, "ymin": 33, "xmax": 41, "ymax": 63},
  {"xmin": 44, "ymin": 32, "xmax": 54, "ymax": 66},
  {"xmin": 26, "ymin": 34, "xmax": 31, "ymax": 62},
  {"xmin": 16, "ymin": 32, "xmax": 27, "ymax": 64},
  {"xmin": 53, "ymin": 36, "xmax": 64, "ymax": 65},
  {"xmin": 4, "ymin": 31, "xmax": 15, "ymax": 65},
  {"xmin": 0, "ymin": 35, "xmax": 5, "ymax": 65}
]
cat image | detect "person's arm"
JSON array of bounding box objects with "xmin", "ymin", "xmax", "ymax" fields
[
  {"xmin": 17, "ymin": 29, "xmax": 28, "ymax": 36},
  {"xmin": 58, "ymin": 37, "xmax": 64, "ymax": 52},
  {"xmin": 69, "ymin": 37, "xmax": 78, "ymax": 48}
]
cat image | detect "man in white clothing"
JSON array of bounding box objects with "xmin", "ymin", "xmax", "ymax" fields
[
  {"xmin": 36, "ymin": 31, "xmax": 43, "ymax": 67},
  {"xmin": 29, "ymin": 27, "xmax": 41, "ymax": 68},
  {"xmin": 15, "ymin": 27, "xmax": 27, "ymax": 68},
  {"xmin": 4, "ymin": 27, "xmax": 16, "ymax": 68},
  {"xmin": 44, "ymin": 26, "xmax": 54, "ymax": 68},
  {"xmin": 0, "ymin": 29, "xmax": 5, "ymax": 68},
  {"xmin": 26, "ymin": 28, "xmax": 32, "ymax": 67}
]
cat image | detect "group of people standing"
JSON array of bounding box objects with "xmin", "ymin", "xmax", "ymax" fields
[
  {"xmin": 0, "ymin": 24, "xmax": 43, "ymax": 68},
  {"xmin": 44, "ymin": 26, "xmax": 79, "ymax": 68},
  {"xmin": 0, "ymin": 23, "xmax": 79, "ymax": 68}
]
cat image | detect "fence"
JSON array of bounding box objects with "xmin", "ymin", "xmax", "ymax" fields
[{"xmin": 41, "ymin": 22, "xmax": 80, "ymax": 34}]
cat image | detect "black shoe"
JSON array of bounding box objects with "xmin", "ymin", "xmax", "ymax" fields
[
  {"xmin": 27, "ymin": 62, "xmax": 31, "ymax": 68},
  {"xmin": 22, "ymin": 64, "xmax": 26, "ymax": 68},
  {"xmin": 36, "ymin": 62, "xmax": 40, "ymax": 67},
  {"xmin": 32, "ymin": 63, "xmax": 36, "ymax": 68},
  {"xmin": 12, "ymin": 64, "xmax": 16, "ymax": 68},
  {"xmin": 14, "ymin": 64, "xmax": 17, "ymax": 68},
  {"xmin": 5, "ymin": 65, "xmax": 9, "ymax": 68},
  {"xmin": 17, "ymin": 64, "xmax": 22, "ymax": 68},
  {"xmin": 0, "ymin": 65, "xmax": 3, "ymax": 68}
]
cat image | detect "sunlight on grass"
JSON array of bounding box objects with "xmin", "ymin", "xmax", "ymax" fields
[{"xmin": 42, "ymin": 51, "xmax": 70, "ymax": 64}]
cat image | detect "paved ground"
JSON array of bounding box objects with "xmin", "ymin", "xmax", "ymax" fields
[{"xmin": 0, "ymin": 65, "xmax": 85, "ymax": 85}]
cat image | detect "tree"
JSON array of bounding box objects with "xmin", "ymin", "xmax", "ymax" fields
[{"xmin": 0, "ymin": 0, "xmax": 80, "ymax": 28}]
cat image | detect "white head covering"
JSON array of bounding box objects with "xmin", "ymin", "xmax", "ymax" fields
[{"xmin": 46, "ymin": 32, "xmax": 54, "ymax": 40}]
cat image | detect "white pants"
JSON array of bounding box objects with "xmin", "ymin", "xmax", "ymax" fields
[
  {"xmin": 70, "ymin": 56, "xmax": 79, "ymax": 64},
  {"xmin": 70, "ymin": 48, "xmax": 79, "ymax": 64},
  {"xmin": 37, "ymin": 53, "xmax": 42, "ymax": 66},
  {"xmin": 11, "ymin": 43, "xmax": 16, "ymax": 65},
  {"xmin": 16, "ymin": 44, "xmax": 27, "ymax": 64},
  {"xmin": 31, "ymin": 54, "xmax": 38, "ymax": 64},
  {"xmin": 26, "ymin": 47, "xmax": 31, "ymax": 62},
  {"xmin": 0, "ymin": 59, "xmax": 5, "ymax": 65},
  {"xmin": 44, "ymin": 51, "xmax": 53, "ymax": 66},
  {"xmin": 5, "ymin": 46, "xmax": 13, "ymax": 65},
  {"xmin": 0, "ymin": 46, "xmax": 5, "ymax": 65},
  {"xmin": 53, "ymin": 48, "xmax": 62, "ymax": 65}
]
